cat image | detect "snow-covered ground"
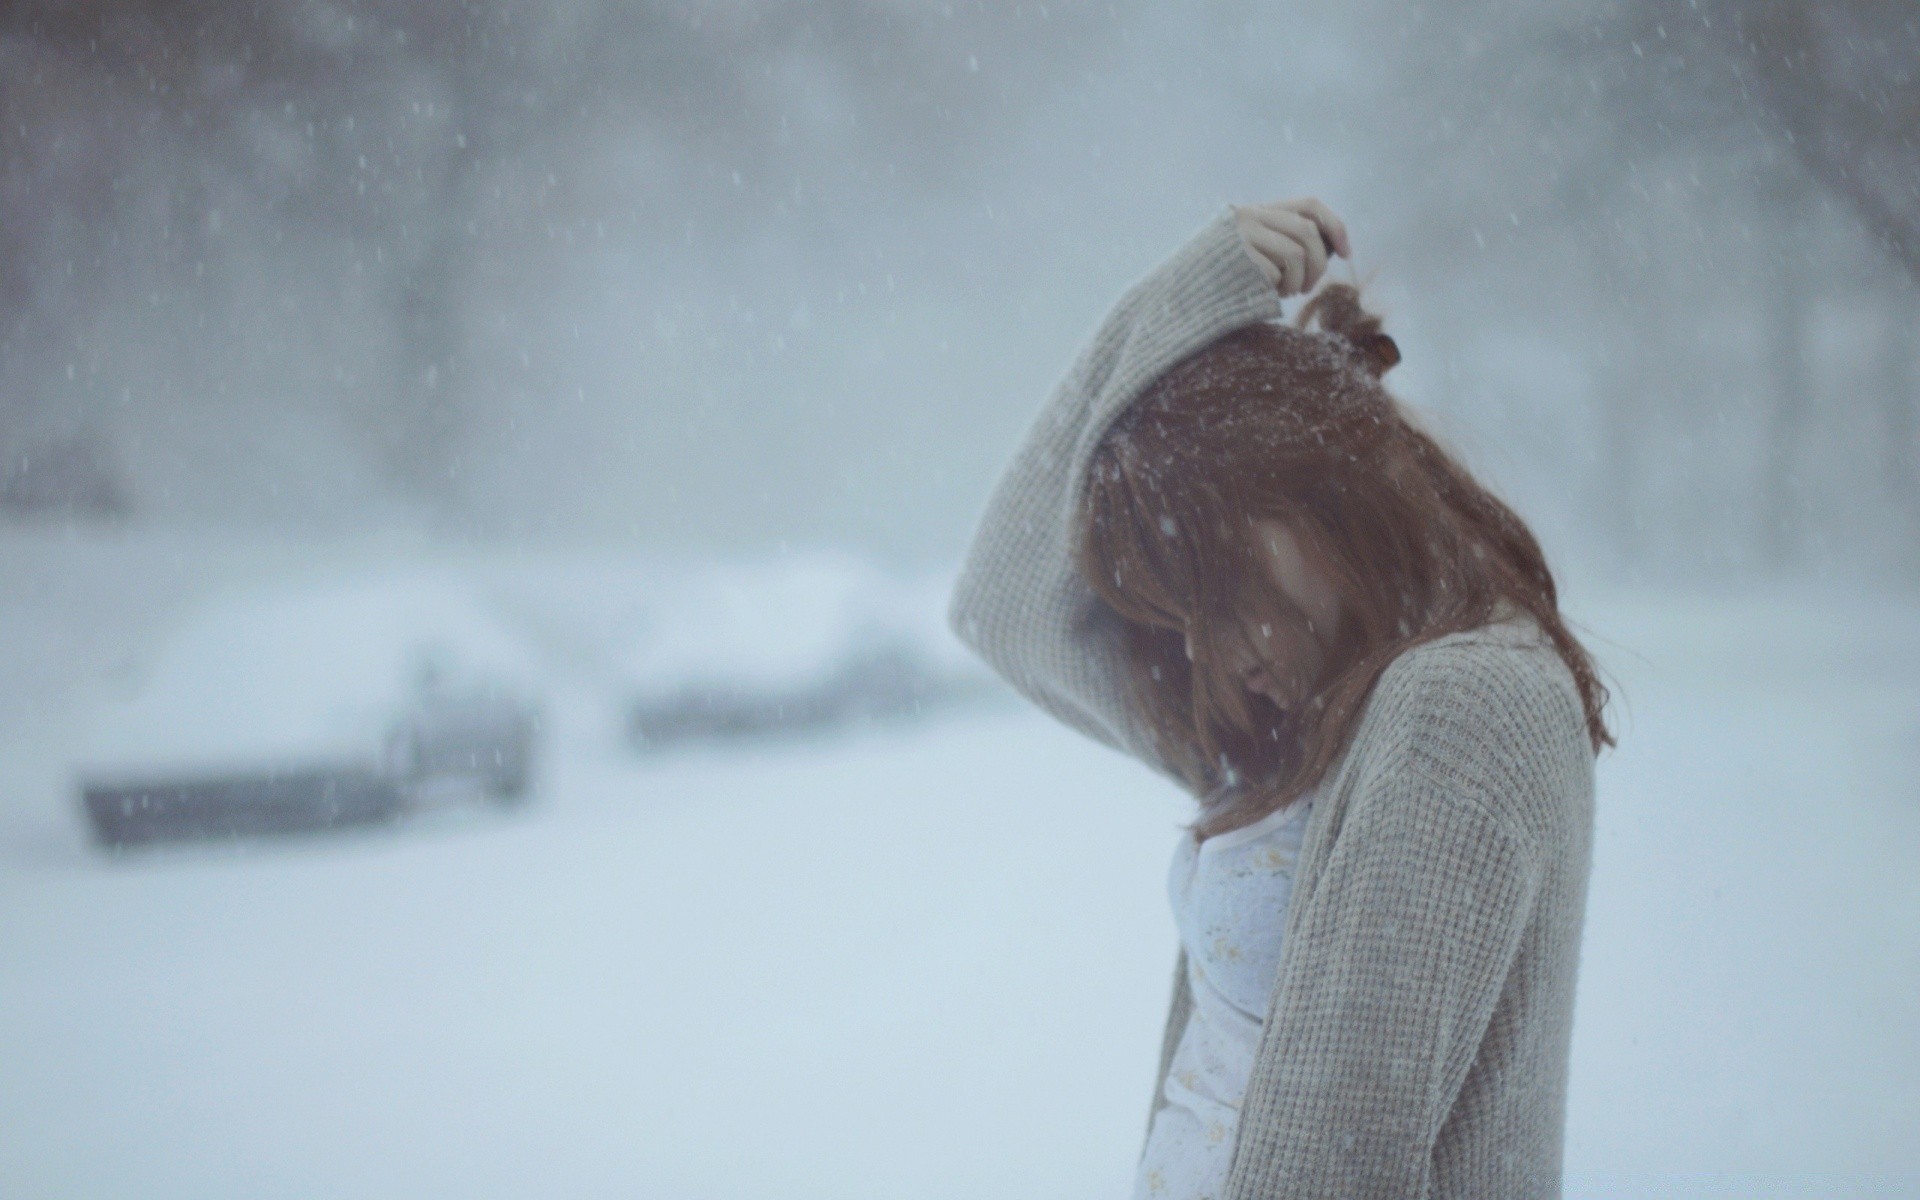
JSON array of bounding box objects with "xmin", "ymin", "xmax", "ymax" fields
[{"xmin": 2, "ymin": 528, "xmax": 1917, "ymax": 1198}]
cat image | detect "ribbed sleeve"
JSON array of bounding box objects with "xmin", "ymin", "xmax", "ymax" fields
[
  {"xmin": 1223, "ymin": 632, "xmax": 1595, "ymax": 1199},
  {"xmin": 1225, "ymin": 711, "xmax": 1543, "ymax": 1196},
  {"xmin": 947, "ymin": 205, "xmax": 1284, "ymax": 771}
]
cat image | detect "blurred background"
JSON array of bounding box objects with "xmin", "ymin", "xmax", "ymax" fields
[{"xmin": 2, "ymin": 2, "xmax": 1916, "ymax": 1197}]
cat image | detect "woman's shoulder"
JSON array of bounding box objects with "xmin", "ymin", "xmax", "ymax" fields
[
  {"xmin": 1359, "ymin": 610, "xmax": 1594, "ymax": 836},
  {"xmin": 1380, "ymin": 608, "xmax": 1576, "ymax": 709}
]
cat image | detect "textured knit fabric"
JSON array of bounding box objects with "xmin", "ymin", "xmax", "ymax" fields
[
  {"xmin": 947, "ymin": 205, "xmax": 1598, "ymax": 1199},
  {"xmin": 1135, "ymin": 793, "xmax": 1315, "ymax": 1200}
]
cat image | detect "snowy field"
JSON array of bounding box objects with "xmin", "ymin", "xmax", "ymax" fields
[{"xmin": 2, "ymin": 528, "xmax": 1918, "ymax": 1199}]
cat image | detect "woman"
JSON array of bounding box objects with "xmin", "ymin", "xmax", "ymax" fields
[{"xmin": 948, "ymin": 198, "xmax": 1613, "ymax": 1199}]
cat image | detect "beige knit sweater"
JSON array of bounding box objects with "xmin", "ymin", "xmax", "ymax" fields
[{"xmin": 948, "ymin": 206, "xmax": 1597, "ymax": 1198}]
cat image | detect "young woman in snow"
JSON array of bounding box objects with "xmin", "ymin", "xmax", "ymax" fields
[{"xmin": 948, "ymin": 197, "xmax": 1613, "ymax": 1199}]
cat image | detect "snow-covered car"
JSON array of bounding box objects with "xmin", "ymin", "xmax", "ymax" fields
[
  {"xmin": 76, "ymin": 573, "xmax": 544, "ymax": 849},
  {"xmin": 614, "ymin": 552, "xmax": 993, "ymax": 749}
]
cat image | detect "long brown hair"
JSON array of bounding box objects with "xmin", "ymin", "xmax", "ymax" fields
[{"xmin": 1076, "ymin": 284, "xmax": 1613, "ymax": 840}]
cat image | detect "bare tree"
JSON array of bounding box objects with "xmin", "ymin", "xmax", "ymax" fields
[
  {"xmin": 1698, "ymin": 1, "xmax": 1920, "ymax": 286},
  {"xmin": 1327, "ymin": 0, "xmax": 1918, "ymax": 576}
]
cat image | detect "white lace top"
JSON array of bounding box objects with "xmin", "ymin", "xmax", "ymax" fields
[{"xmin": 1133, "ymin": 794, "xmax": 1315, "ymax": 1200}]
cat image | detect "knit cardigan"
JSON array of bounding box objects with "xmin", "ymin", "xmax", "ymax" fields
[{"xmin": 947, "ymin": 205, "xmax": 1597, "ymax": 1199}]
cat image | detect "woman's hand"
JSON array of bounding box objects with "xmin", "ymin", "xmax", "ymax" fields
[{"xmin": 1231, "ymin": 197, "xmax": 1352, "ymax": 297}]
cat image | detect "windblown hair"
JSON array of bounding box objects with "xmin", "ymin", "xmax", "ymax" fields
[{"xmin": 1076, "ymin": 284, "xmax": 1613, "ymax": 840}]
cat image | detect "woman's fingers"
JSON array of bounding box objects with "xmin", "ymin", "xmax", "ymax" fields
[
  {"xmin": 1283, "ymin": 197, "xmax": 1351, "ymax": 260},
  {"xmin": 1230, "ymin": 206, "xmax": 1285, "ymax": 289},
  {"xmin": 1234, "ymin": 197, "xmax": 1354, "ymax": 295},
  {"xmin": 1263, "ymin": 208, "xmax": 1329, "ymax": 292},
  {"xmin": 1238, "ymin": 209, "xmax": 1324, "ymax": 295},
  {"xmin": 1244, "ymin": 221, "xmax": 1305, "ymax": 294}
]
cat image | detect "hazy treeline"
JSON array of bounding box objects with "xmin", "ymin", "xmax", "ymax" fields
[
  {"xmin": 1, "ymin": 0, "xmax": 1914, "ymax": 582},
  {"xmin": 0, "ymin": 0, "xmax": 1115, "ymax": 534},
  {"xmin": 1349, "ymin": 0, "xmax": 1920, "ymax": 579}
]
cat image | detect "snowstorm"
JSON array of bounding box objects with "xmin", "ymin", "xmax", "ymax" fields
[{"xmin": 2, "ymin": 2, "xmax": 1916, "ymax": 1197}]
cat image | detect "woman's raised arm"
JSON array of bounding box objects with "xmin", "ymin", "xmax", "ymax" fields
[{"xmin": 946, "ymin": 199, "xmax": 1345, "ymax": 768}]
